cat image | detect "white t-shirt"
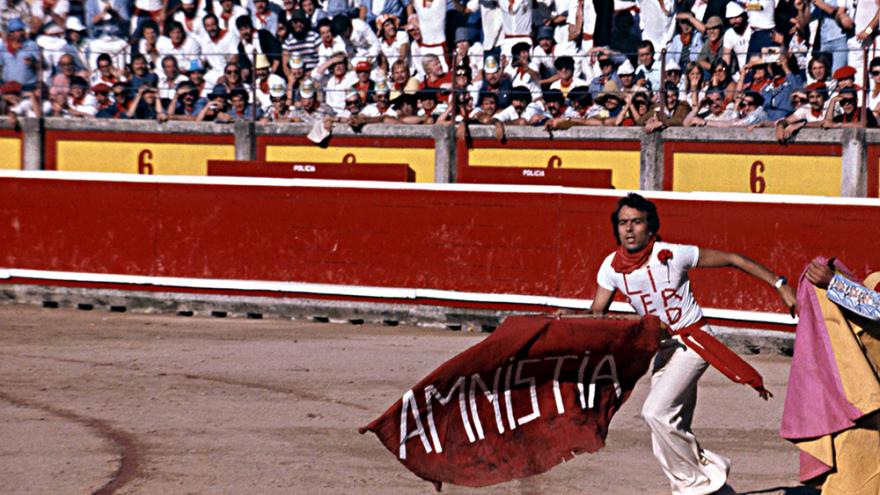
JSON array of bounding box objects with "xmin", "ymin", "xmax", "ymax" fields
[
  {"xmin": 596, "ymin": 242, "xmax": 704, "ymax": 331},
  {"xmin": 745, "ymin": 0, "xmax": 779, "ymax": 30},
  {"xmin": 722, "ymin": 25, "xmax": 753, "ymax": 70},
  {"xmin": 413, "ymin": 0, "xmax": 447, "ymax": 45},
  {"xmin": 493, "ymin": 102, "xmax": 543, "ymax": 122},
  {"xmin": 791, "ymin": 104, "xmax": 826, "ymax": 123}
]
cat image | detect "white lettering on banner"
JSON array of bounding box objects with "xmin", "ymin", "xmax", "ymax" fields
[
  {"xmin": 424, "ymin": 376, "xmax": 475, "ymax": 452},
  {"xmin": 292, "ymin": 164, "xmax": 316, "ymax": 172},
  {"xmin": 398, "ymin": 353, "xmax": 623, "ymax": 459},
  {"xmin": 522, "ymin": 169, "xmax": 545, "ymax": 177},
  {"xmin": 469, "ymin": 368, "xmax": 506, "ymax": 439},
  {"xmin": 399, "ymin": 389, "xmax": 434, "ymax": 460}
]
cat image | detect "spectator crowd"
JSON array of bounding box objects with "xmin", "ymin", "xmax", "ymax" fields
[{"xmin": 1, "ymin": 0, "xmax": 879, "ymax": 136}]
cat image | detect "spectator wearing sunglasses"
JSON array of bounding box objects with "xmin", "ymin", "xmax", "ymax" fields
[
  {"xmin": 824, "ymin": 88, "xmax": 877, "ymax": 128},
  {"xmin": 867, "ymin": 57, "xmax": 880, "ymax": 119}
]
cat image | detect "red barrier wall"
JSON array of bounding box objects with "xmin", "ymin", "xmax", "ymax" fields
[{"xmin": 1, "ymin": 175, "xmax": 878, "ymax": 324}]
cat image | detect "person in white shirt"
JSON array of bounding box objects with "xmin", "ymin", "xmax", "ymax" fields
[
  {"xmin": 173, "ymin": 0, "xmax": 206, "ymax": 39},
  {"xmin": 549, "ymin": 55, "xmax": 588, "ymax": 98},
  {"xmin": 200, "ymin": 13, "xmax": 239, "ymax": 86},
  {"xmin": 215, "ymin": 0, "xmax": 248, "ymax": 39},
  {"xmin": 468, "ymin": 0, "xmax": 502, "ymax": 52},
  {"xmin": 499, "ymin": 0, "xmax": 532, "ymax": 56},
  {"xmin": 410, "ymin": 0, "xmax": 447, "ymax": 63},
  {"xmin": 492, "ymin": 85, "xmax": 543, "ymax": 123},
  {"xmin": 65, "ymin": 76, "xmax": 98, "ymax": 117},
  {"xmin": 590, "ymin": 193, "xmax": 795, "ymax": 495},
  {"xmin": 376, "ymin": 14, "xmax": 409, "ymax": 75},
  {"xmin": 316, "ymin": 18, "xmax": 348, "ymax": 65},
  {"xmin": 405, "ymin": 19, "xmax": 448, "ymax": 78},
  {"xmin": 334, "ymin": 14, "xmax": 381, "ymax": 62},
  {"xmin": 503, "ymin": 41, "xmax": 541, "ymax": 100},
  {"xmin": 775, "ymin": 82, "xmax": 828, "ymax": 142},
  {"xmin": 359, "ymin": 79, "xmax": 397, "ymax": 120},
  {"xmin": 314, "ymin": 52, "xmax": 358, "ymax": 113},
  {"xmin": 157, "ymin": 21, "xmax": 202, "ymax": 71},
  {"xmin": 722, "ymin": 2, "xmax": 753, "ymax": 72},
  {"xmin": 635, "ymin": 40, "xmax": 661, "ymax": 91},
  {"xmin": 639, "ymin": 0, "xmax": 674, "ymax": 50},
  {"xmin": 567, "ymin": 0, "xmax": 596, "ymax": 53},
  {"xmin": 744, "ymin": 0, "xmax": 779, "ymax": 58}
]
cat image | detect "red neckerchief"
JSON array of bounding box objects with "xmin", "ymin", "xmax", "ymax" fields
[
  {"xmin": 811, "ymin": 108, "xmax": 822, "ymax": 118},
  {"xmin": 517, "ymin": 67, "xmax": 527, "ymax": 77},
  {"xmin": 209, "ymin": 30, "xmax": 227, "ymax": 43},
  {"xmin": 322, "ymin": 40, "xmax": 333, "ymax": 48},
  {"xmin": 354, "ymin": 80, "xmax": 370, "ymax": 91},
  {"xmin": 255, "ymin": 11, "xmax": 267, "ymax": 26},
  {"xmin": 72, "ymin": 96, "xmax": 84, "ymax": 105},
  {"xmin": 610, "ymin": 236, "xmax": 656, "ymax": 274},
  {"xmin": 383, "ymin": 35, "xmax": 395, "ymax": 45},
  {"xmin": 221, "ymin": 11, "xmax": 233, "ymax": 21},
  {"xmin": 750, "ymin": 78, "xmax": 769, "ymax": 92},
  {"xmin": 577, "ymin": 106, "xmax": 588, "ymax": 117},
  {"xmin": 260, "ymin": 79, "xmax": 269, "ymax": 92},
  {"xmin": 172, "ymin": 37, "xmax": 185, "ymax": 49},
  {"xmin": 680, "ymin": 31, "xmax": 692, "ymax": 46},
  {"xmin": 560, "ymin": 79, "xmax": 572, "ymax": 88},
  {"xmin": 708, "ymin": 38, "xmax": 722, "ymax": 55},
  {"xmin": 841, "ymin": 111, "xmax": 859, "ymax": 123}
]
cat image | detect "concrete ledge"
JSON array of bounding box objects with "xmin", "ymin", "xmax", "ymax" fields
[
  {"xmin": 0, "ymin": 283, "xmax": 794, "ymax": 354},
  {"xmin": 661, "ymin": 126, "xmax": 844, "ymax": 143},
  {"xmin": 254, "ymin": 121, "xmax": 439, "ymax": 139},
  {"xmin": 42, "ymin": 117, "xmax": 237, "ymax": 135}
]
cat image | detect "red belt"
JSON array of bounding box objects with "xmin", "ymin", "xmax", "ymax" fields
[
  {"xmin": 670, "ymin": 318, "xmax": 770, "ymax": 399},
  {"xmin": 505, "ymin": 33, "xmax": 531, "ymax": 38},
  {"xmin": 581, "ymin": 33, "xmax": 594, "ymax": 40}
]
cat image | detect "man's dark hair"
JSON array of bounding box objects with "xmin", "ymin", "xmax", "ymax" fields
[
  {"xmin": 554, "ymin": 56, "xmax": 574, "ymax": 72},
  {"xmin": 510, "ymin": 86, "xmax": 532, "ymax": 103},
  {"xmin": 236, "ymin": 15, "xmax": 254, "ymax": 30},
  {"xmin": 511, "ymin": 42, "xmax": 531, "ymax": 58},
  {"xmin": 331, "ymin": 15, "xmax": 351, "ymax": 37},
  {"xmin": 316, "ymin": 18, "xmax": 332, "ymax": 31},
  {"xmin": 610, "ymin": 193, "xmax": 661, "ymax": 245},
  {"xmin": 568, "ymin": 86, "xmax": 592, "ymax": 107},
  {"xmin": 97, "ymin": 53, "xmax": 112, "ymax": 65},
  {"xmin": 638, "ymin": 40, "xmax": 655, "ymax": 53}
]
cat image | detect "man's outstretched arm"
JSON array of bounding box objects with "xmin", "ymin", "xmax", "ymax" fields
[
  {"xmin": 590, "ymin": 286, "xmax": 615, "ymax": 315},
  {"xmin": 698, "ymin": 248, "xmax": 797, "ymax": 314}
]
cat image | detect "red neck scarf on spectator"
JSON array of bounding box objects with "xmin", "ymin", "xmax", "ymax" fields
[
  {"xmin": 680, "ymin": 32, "xmax": 692, "ymax": 46},
  {"xmin": 708, "ymin": 38, "xmax": 722, "ymax": 55},
  {"xmin": 172, "ymin": 37, "xmax": 185, "ymax": 49},
  {"xmin": 209, "ymin": 29, "xmax": 226, "ymax": 43},
  {"xmin": 611, "ymin": 236, "xmax": 655, "ymax": 274}
]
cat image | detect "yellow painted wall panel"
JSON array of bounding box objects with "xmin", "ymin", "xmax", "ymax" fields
[
  {"xmin": 56, "ymin": 141, "xmax": 235, "ymax": 175},
  {"xmin": 0, "ymin": 137, "xmax": 22, "ymax": 170},
  {"xmin": 468, "ymin": 148, "xmax": 641, "ymax": 190},
  {"xmin": 673, "ymin": 153, "xmax": 841, "ymax": 196},
  {"xmin": 265, "ymin": 145, "xmax": 435, "ymax": 182}
]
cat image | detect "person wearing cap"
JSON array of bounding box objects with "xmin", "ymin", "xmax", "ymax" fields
[
  {"xmin": 375, "ymin": 14, "xmax": 410, "ymax": 74},
  {"xmin": 831, "ymin": 65, "xmax": 858, "ymax": 98},
  {"xmin": 549, "ymin": 55, "xmax": 588, "ymax": 98},
  {"xmin": 65, "ymin": 76, "xmax": 98, "ymax": 117},
  {"xmin": 664, "ymin": 60, "xmax": 685, "ymax": 91},
  {"xmin": 0, "ymin": 18, "xmax": 41, "ymax": 91},
  {"xmin": 667, "ymin": 13, "xmax": 704, "ymax": 74},
  {"xmin": 60, "ymin": 16, "xmax": 89, "ymax": 74},
  {"xmin": 173, "ymin": 0, "xmax": 206, "ymax": 39},
  {"xmin": 199, "ymin": 14, "xmax": 239, "ymax": 87},
  {"xmin": 698, "ymin": 16, "xmax": 725, "ymax": 71},
  {"xmin": 95, "ymin": 82, "xmax": 128, "ymax": 119},
  {"xmin": 359, "ymin": 79, "xmax": 397, "ymax": 121},
  {"xmin": 531, "ymin": 25, "xmax": 558, "ymax": 80},
  {"xmin": 824, "ymin": 86, "xmax": 878, "ymax": 127},
  {"xmin": 796, "ymin": 0, "xmax": 850, "ymax": 71},
  {"xmin": 251, "ymin": 53, "xmax": 274, "ymax": 108},
  {"xmin": 760, "ymin": 51, "xmax": 805, "ymax": 120},
  {"xmin": 157, "ymin": 21, "xmax": 203, "ymax": 75},
  {"xmin": 452, "ymin": 27, "xmax": 484, "ymax": 79},
  {"xmin": 289, "ymin": 78, "xmax": 337, "ymax": 125},
  {"xmin": 493, "ymin": 85, "xmax": 542, "ymax": 124},
  {"xmin": 282, "ymin": 10, "xmax": 320, "ymax": 75},
  {"xmin": 594, "ymin": 89, "xmax": 626, "ymax": 124},
  {"xmin": 258, "ymin": 74, "xmax": 290, "ymax": 122},
  {"xmin": 185, "ymin": 58, "xmax": 210, "ymax": 98},
  {"xmin": 353, "ymin": 60, "xmax": 376, "ymax": 103},
  {"xmin": 478, "ymin": 54, "xmax": 515, "ymax": 108},
  {"xmin": 721, "ymin": 2, "xmax": 753, "ymax": 72},
  {"xmin": 586, "ymin": 50, "xmax": 617, "ymax": 98},
  {"xmin": 775, "ymin": 81, "xmax": 828, "ymax": 142},
  {"xmin": 127, "ymin": 84, "xmax": 163, "ymax": 120},
  {"xmin": 235, "ymin": 15, "xmax": 282, "ymax": 77}
]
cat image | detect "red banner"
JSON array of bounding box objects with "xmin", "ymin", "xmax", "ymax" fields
[{"xmin": 359, "ymin": 314, "xmax": 662, "ymax": 489}]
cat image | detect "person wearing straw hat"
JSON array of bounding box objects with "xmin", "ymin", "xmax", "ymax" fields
[{"xmin": 697, "ymin": 16, "xmax": 725, "ymax": 71}]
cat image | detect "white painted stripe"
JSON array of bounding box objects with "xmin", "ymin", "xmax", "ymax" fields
[
  {"xmin": 0, "ymin": 170, "xmax": 877, "ymax": 207},
  {"xmin": 2, "ymin": 267, "xmax": 796, "ymax": 325}
]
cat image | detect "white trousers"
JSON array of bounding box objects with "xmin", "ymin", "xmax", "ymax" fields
[{"xmin": 642, "ymin": 341, "xmax": 730, "ymax": 495}]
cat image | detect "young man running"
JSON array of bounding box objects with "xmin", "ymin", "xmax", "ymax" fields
[{"xmin": 590, "ymin": 193, "xmax": 796, "ymax": 495}]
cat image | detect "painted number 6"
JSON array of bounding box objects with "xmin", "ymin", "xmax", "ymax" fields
[{"xmin": 749, "ymin": 160, "xmax": 765, "ymax": 193}]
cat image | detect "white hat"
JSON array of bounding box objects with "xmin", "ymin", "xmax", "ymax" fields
[
  {"xmin": 617, "ymin": 59, "xmax": 635, "ymax": 76},
  {"xmin": 44, "ymin": 24, "xmax": 64, "ymax": 35},
  {"xmin": 484, "ymin": 55, "xmax": 500, "ymax": 74},
  {"xmin": 665, "ymin": 59, "xmax": 681, "ymax": 72},
  {"xmin": 299, "ymin": 78, "xmax": 316, "ymax": 99},
  {"xmin": 181, "ymin": 0, "xmax": 195, "ymax": 5},
  {"xmin": 725, "ymin": 2, "xmax": 745, "ymax": 18},
  {"xmin": 65, "ymin": 16, "xmax": 86, "ymax": 32},
  {"xmin": 255, "ymin": 53, "xmax": 270, "ymax": 70},
  {"xmin": 289, "ymin": 53, "xmax": 304, "ymax": 69},
  {"xmin": 268, "ymin": 74, "xmax": 286, "ymax": 98}
]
